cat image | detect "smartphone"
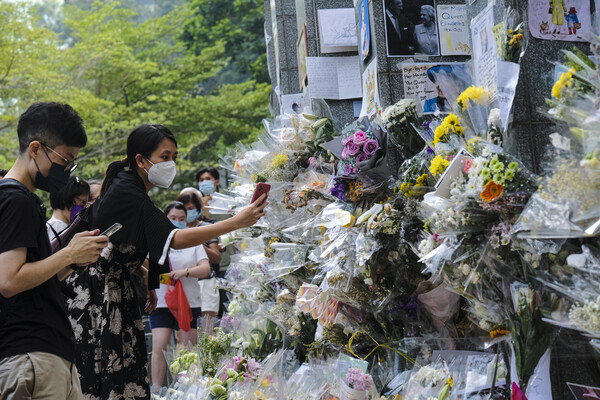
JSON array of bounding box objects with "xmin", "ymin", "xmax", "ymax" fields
[
  {"xmin": 251, "ymin": 183, "xmax": 271, "ymax": 204},
  {"xmin": 100, "ymin": 222, "xmax": 123, "ymax": 238}
]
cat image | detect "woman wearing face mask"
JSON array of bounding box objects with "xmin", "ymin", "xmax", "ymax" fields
[
  {"xmin": 46, "ymin": 176, "xmax": 90, "ymax": 241},
  {"xmin": 149, "ymin": 201, "xmax": 210, "ymax": 391},
  {"xmin": 63, "ymin": 124, "xmax": 267, "ymax": 399}
]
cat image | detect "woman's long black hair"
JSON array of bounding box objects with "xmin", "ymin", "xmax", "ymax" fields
[{"xmin": 100, "ymin": 124, "xmax": 177, "ymax": 197}]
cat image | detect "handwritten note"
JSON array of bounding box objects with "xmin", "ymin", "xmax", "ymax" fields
[
  {"xmin": 306, "ymin": 56, "xmax": 362, "ymax": 99},
  {"xmin": 437, "ymin": 5, "xmax": 471, "ymax": 56},
  {"xmin": 402, "ymin": 62, "xmax": 472, "ymax": 114},
  {"xmin": 318, "ymin": 8, "xmax": 358, "ymax": 53},
  {"xmin": 471, "ymin": 6, "xmax": 498, "ymax": 93},
  {"xmin": 492, "ymin": 22, "xmax": 506, "ymax": 60}
]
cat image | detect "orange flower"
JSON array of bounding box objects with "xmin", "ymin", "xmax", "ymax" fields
[{"xmin": 480, "ymin": 180, "xmax": 504, "ymax": 202}]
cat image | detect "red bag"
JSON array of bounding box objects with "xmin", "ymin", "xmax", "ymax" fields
[{"xmin": 164, "ymin": 280, "xmax": 193, "ymax": 332}]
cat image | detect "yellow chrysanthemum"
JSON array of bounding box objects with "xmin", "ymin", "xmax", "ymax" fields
[
  {"xmin": 271, "ymin": 153, "xmax": 288, "ymax": 168},
  {"xmin": 432, "ymin": 113, "xmax": 464, "ymax": 144},
  {"xmin": 429, "ymin": 155, "xmax": 450, "ymax": 176},
  {"xmin": 552, "ymin": 68, "xmax": 575, "ymax": 98},
  {"xmin": 456, "ymin": 86, "xmax": 491, "ymax": 110}
]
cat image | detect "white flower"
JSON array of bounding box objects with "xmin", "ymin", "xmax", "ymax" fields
[
  {"xmin": 488, "ymin": 108, "xmax": 501, "ymax": 128},
  {"xmin": 459, "ymin": 263, "xmax": 471, "ymax": 276}
]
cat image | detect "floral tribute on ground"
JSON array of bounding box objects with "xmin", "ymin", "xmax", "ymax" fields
[{"xmin": 152, "ymin": 27, "xmax": 600, "ymax": 400}]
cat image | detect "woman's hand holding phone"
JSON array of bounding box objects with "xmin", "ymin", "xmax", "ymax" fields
[{"xmin": 235, "ymin": 194, "xmax": 268, "ymax": 228}]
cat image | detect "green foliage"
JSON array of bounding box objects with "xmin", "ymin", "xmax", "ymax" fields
[
  {"xmin": 181, "ymin": 0, "xmax": 269, "ymax": 84},
  {"xmin": 0, "ymin": 0, "xmax": 270, "ymax": 208}
]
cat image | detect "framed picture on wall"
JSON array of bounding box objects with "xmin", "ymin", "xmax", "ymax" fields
[
  {"xmin": 358, "ymin": 0, "xmax": 370, "ymax": 63},
  {"xmin": 297, "ymin": 24, "xmax": 309, "ymax": 90},
  {"xmin": 383, "ymin": 0, "xmax": 440, "ymax": 57}
]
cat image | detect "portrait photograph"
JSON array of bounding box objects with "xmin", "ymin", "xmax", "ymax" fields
[
  {"xmin": 359, "ymin": 0, "xmax": 371, "ymax": 64},
  {"xmin": 383, "ymin": 0, "xmax": 440, "ymax": 57}
]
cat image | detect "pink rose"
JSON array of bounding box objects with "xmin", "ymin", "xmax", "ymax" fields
[
  {"xmin": 346, "ymin": 142, "xmax": 361, "ymax": 156},
  {"xmin": 352, "ymin": 166, "xmax": 359, "ymax": 173},
  {"xmin": 356, "ymin": 153, "xmax": 369, "ymax": 163},
  {"xmin": 464, "ymin": 158, "xmax": 473, "ymax": 173},
  {"xmin": 341, "ymin": 147, "xmax": 348, "ymax": 160},
  {"xmin": 363, "ymin": 139, "xmax": 379, "ymax": 156},
  {"xmin": 343, "ymin": 136, "xmax": 354, "ymax": 146},
  {"xmin": 352, "ymin": 130, "xmax": 368, "ymax": 145},
  {"xmin": 344, "ymin": 163, "xmax": 353, "ymax": 175}
]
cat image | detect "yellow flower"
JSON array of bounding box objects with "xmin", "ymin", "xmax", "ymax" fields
[
  {"xmin": 552, "ymin": 68, "xmax": 575, "ymax": 98},
  {"xmin": 456, "ymin": 86, "xmax": 491, "ymax": 110},
  {"xmin": 429, "ymin": 155, "xmax": 450, "ymax": 176},
  {"xmin": 433, "ymin": 114, "xmax": 464, "ymax": 144},
  {"xmin": 271, "ymin": 153, "xmax": 288, "ymax": 168},
  {"xmin": 400, "ymin": 182, "xmax": 410, "ymax": 192},
  {"xmin": 490, "ymin": 328, "xmax": 510, "ymax": 339}
]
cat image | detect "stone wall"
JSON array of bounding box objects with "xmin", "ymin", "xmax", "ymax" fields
[{"xmin": 264, "ymin": 0, "xmax": 592, "ymax": 173}]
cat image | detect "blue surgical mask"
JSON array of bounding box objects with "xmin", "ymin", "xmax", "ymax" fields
[
  {"xmin": 198, "ymin": 180, "xmax": 215, "ymax": 195},
  {"xmin": 186, "ymin": 208, "xmax": 201, "ymax": 223},
  {"xmin": 170, "ymin": 220, "xmax": 187, "ymax": 229}
]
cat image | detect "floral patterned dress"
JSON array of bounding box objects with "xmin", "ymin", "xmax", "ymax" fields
[
  {"xmin": 63, "ymin": 170, "xmax": 176, "ymax": 400},
  {"xmin": 66, "ymin": 243, "xmax": 149, "ymax": 399}
]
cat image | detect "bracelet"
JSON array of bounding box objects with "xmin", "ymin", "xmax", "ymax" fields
[{"xmin": 185, "ymin": 268, "xmax": 190, "ymax": 278}]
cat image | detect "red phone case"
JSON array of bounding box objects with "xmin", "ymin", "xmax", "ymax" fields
[{"xmin": 251, "ymin": 183, "xmax": 271, "ymax": 203}]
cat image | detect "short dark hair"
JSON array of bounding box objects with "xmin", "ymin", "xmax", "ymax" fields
[
  {"xmin": 17, "ymin": 102, "xmax": 86, "ymax": 153},
  {"xmin": 195, "ymin": 167, "xmax": 219, "ymax": 182},
  {"xmin": 163, "ymin": 201, "xmax": 187, "ymax": 216},
  {"xmin": 176, "ymin": 193, "xmax": 203, "ymax": 213},
  {"xmin": 0, "ymin": 169, "xmax": 7, "ymax": 178},
  {"xmin": 49, "ymin": 176, "xmax": 90, "ymax": 210}
]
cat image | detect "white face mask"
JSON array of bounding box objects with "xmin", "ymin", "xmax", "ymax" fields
[{"xmin": 145, "ymin": 159, "xmax": 176, "ymax": 188}]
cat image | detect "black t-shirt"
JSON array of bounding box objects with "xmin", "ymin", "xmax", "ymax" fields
[{"xmin": 0, "ymin": 182, "xmax": 75, "ymax": 362}]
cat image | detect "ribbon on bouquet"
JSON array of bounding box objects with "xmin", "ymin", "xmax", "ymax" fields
[{"xmin": 345, "ymin": 330, "xmax": 418, "ymax": 367}]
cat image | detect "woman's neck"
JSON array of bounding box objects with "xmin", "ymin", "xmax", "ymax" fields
[
  {"xmin": 186, "ymin": 220, "xmax": 200, "ymax": 228},
  {"xmin": 52, "ymin": 208, "xmax": 71, "ymax": 225}
]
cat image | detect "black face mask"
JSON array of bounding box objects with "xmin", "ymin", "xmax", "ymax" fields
[{"xmin": 34, "ymin": 160, "xmax": 72, "ymax": 193}]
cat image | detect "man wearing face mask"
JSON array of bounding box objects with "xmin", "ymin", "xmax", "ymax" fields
[{"xmin": 0, "ymin": 102, "xmax": 110, "ymax": 399}]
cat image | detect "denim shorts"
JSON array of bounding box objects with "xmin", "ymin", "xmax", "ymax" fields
[{"xmin": 149, "ymin": 307, "xmax": 202, "ymax": 330}]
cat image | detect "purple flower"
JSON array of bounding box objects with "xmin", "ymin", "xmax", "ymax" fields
[
  {"xmin": 363, "ymin": 139, "xmax": 379, "ymax": 156},
  {"xmin": 352, "ymin": 166, "xmax": 359, "ymax": 173},
  {"xmin": 330, "ymin": 178, "xmax": 348, "ymax": 201},
  {"xmin": 352, "ymin": 130, "xmax": 368, "ymax": 145},
  {"xmin": 344, "ymin": 163, "xmax": 353, "ymax": 175},
  {"xmin": 426, "ymin": 147, "xmax": 434, "ymax": 154},
  {"xmin": 346, "ymin": 367, "xmax": 373, "ymax": 391},
  {"xmin": 343, "ymin": 136, "xmax": 354, "ymax": 146},
  {"xmin": 356, "ymin": 153, "xmax": 369, "ymax": 163},
  {"xmin": 345, "ymin": 142, "xmax": 361, "ymax": 156}
]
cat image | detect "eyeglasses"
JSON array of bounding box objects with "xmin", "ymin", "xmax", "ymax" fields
[{"xmin": 42, "ymin": 144, "xmax": 78, "ymax": 173}]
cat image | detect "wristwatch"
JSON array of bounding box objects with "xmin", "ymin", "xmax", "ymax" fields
[{"xmin": 185, "ymin": 268, "xmax": 190, "ymax": 278}]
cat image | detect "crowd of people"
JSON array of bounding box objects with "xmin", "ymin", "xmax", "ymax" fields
[{"xmin": 0, "ymin": 102, "xmax": 267, "ymax": 400}]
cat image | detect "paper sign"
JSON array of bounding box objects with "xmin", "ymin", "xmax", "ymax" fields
[
  {"xmin": 402, "ymin": 62, "xmax": 473, "ymax": 115},
  {"xmin": 437, "ymin": 5, "xmax": 471, "ymax": 56},
  {"xmin": 492, "ymin": 22, "xmax": 506, "ymax": 60},
  {"xmin": 497, "ymin": 60, "xmax": 520, "ymax": 131},
  {"xmin": 359, "ymin": 58, "xmax": 380, "ymax": 117},
  {"xmin": 281, "ymin": 93, "xmax": 305, "ymax": 115},
  {"xmin": 358, "ymin": 0, "xmax": 370, "ymax": 63},
  {"xmin": 318, "ymin": 8, "xmax": 358, "ymax": 53},
  {"xmin": 306, "ymin": 56, "xmax": 362, "ymax": 99},
  {"xmin": 529, "ymin": 0, "xmax": 590, "ymax": 42},
  {"xmin": 471, "ymin": 6, "xmax": 498, "ymax": 93}
]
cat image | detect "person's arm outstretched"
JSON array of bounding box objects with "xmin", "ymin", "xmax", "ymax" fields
[{"xmin": 170, "ymin": 195, "xmax": 267, "ymax": 250}]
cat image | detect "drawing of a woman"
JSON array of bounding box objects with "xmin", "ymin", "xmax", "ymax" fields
[{"xmin": 550, "ymin": 0, "xmax": 567, "ymax": 34}]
